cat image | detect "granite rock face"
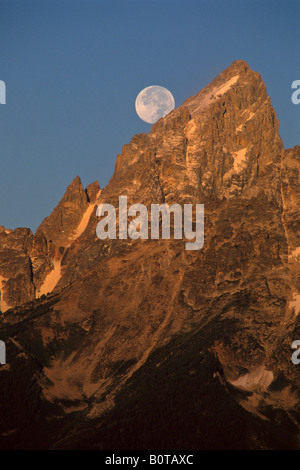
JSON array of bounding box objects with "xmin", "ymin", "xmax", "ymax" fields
[
  {"xmin": 0, "ymin": 176, "xmax": 101, "ymax": 308},
  {"xmin": 0, "ymin": 60, "xmax": 300, "ymax": 449},
  {"xmin": 0, "ymin": 226, "xmax": 34, "ymax": 311}
]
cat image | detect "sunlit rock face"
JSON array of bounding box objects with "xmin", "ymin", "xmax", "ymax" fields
[
  {"xmin": 0, "ymin": 176, "xmax": 102, "ymax": 310},
  {"xmin": 0, "ymin": 60, "xmax": 300, "ymax": 450}
]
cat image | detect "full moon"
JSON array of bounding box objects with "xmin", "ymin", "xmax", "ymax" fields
[{"xmin": 135, "ymin": 86, "xmax": 175, "ymax": 124}]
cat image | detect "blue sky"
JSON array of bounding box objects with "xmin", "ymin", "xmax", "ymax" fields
[{"xmin": 0, "ymin": 0, "xmax": 298, "ymax": 231}]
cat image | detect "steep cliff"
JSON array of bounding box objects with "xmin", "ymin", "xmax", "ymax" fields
[{"xmin": 0, "ymin": 60, "xmax": 300, "ymax": 449}]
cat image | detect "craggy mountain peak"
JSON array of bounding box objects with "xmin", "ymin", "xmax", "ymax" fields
[
  {"xmin": 35, "ymin": 175, "xmax": 98, "ymax": 246},
  {"xmin": 0, "ymin": 176, "xmax": 101, "ymax": 311},
  {"xmin": 113, "ymin": 60, "xmax": 283, "ymax": 208},
  {"xmin": 0, "ymin": 61, "xmax": 300, "ymax": 450}
]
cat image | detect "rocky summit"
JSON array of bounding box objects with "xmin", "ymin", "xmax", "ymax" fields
[{"xmin": 0, "ymin": 60, "xmax": 300, "ymax": 449}]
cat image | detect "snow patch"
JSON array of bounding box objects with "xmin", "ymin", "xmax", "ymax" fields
[
  {"xmin": 73, "ymin": 204, "xmax": 95, "ymax": 239},
  {"xmin": 246, "ymin": 112, "xmax": 255, "ymax": 122},
  {"xmin": 289, "ymin": 247, "xmax": 300, "ymax": 262},
  {"xmin": 233, "ymin": 148, "xmax": 248, "ymax": 172},
  {"xmin": 37, "ymin": 260, "xmax": 62, "ymax": 297},
  {"xmin": 230, "ymin": 365, "xmax": 274, "ymax": 391},
  {"xmin": 289, "ymin": 293, "xmax": 300, "ymax": 317},
  {"xmin": 183, "ymin": 75, "xmax": 240, "ymax": 116},
  {"xmin": 0, "ymin": 275, "xmax": 11, "ymax": 312},
  {"xmin": 214, "ymin": 75, "xmax": 239, "ymax": 96},
  {"xmin": 185, "ymin": 119, "xmax": 197, "ymax": 138},
  {"xmin": 236, "ymin": 112, "xmax": 256, "ymax": 132},
  {"xmin": 37, "ymin": 199, "xmax": 100, "ymax": 298},
  {"xmin": 70, "ymin": 196, "xmax": 100, "ymax": 243}
]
